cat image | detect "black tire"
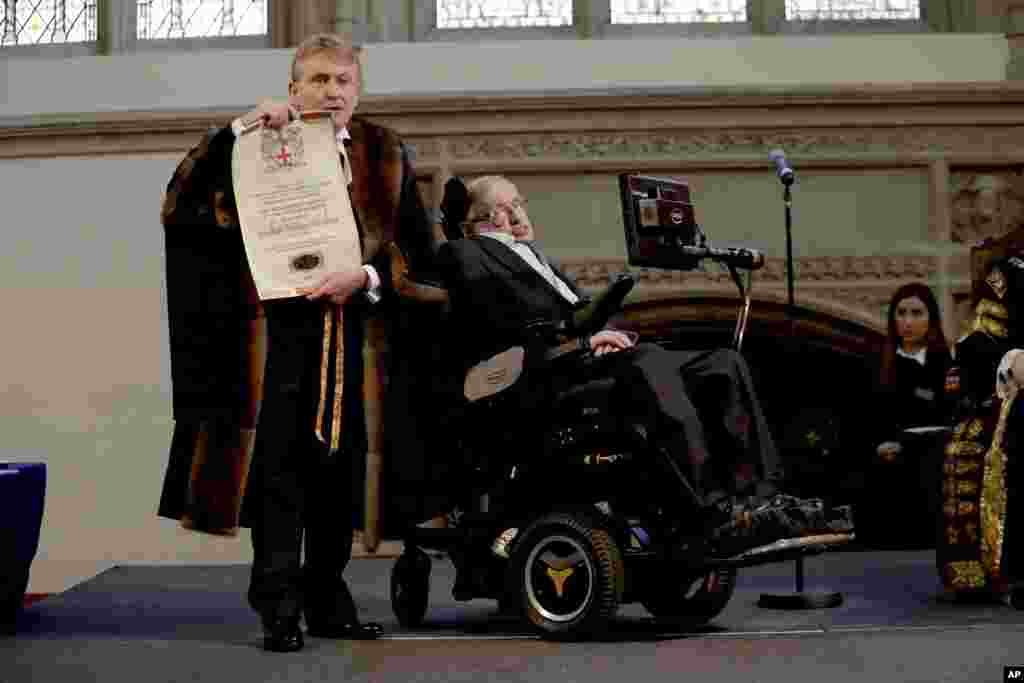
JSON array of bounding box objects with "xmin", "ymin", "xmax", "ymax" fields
[
  {"xmin": 509, "ymin": 512, "xmax": 623, "ymax": 639},
  {"xmin": 642, "ymin": 566, "xmax": 736, "ymax": 627},
  {"xmin": 391, "ymin": 548, "xmax": 431, "ymax": 628}
]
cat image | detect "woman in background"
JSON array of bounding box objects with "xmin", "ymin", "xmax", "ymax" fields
[
  {"xmin": 876, "ymin": 283, "xmax": 954, "ymax": 451},
  {"xmin": 861, "ymin": 283, "xmax": 953, "ymax": 548}
]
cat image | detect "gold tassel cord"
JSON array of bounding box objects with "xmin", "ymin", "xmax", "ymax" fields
[
  {"xmin": 330, "ymin": 306, "xmax": 345, "ymax": 453},
  {"xmin": 315, "ymin": 305, "xmax": 346, "ymax": 452}
]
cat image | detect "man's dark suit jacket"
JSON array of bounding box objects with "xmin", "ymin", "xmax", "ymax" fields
[{"xmin": 436, "ymin": 235, "xmax": 586, "ymax": 373}]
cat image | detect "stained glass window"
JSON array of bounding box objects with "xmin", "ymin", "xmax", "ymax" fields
[
  {"xmin": 785, "ymin": 0, "xmax": 919, "ymax": 20},
  {"xmin": 611, "ymin": 0, "xmax": 747, "ymax": 24},
  {"xmin": 1, "ymin": 1, "xmax": 97, "ymax": 46},
  {"xmin": 436, "ymin": 0, "xmax": 573, "ymax": 29},
  {"xmin": 137, "ymin": 0, "xmax": 266, "ymax": 39}
]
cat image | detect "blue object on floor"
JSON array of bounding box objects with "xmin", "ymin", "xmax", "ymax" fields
[{"xmin": 0, "ymin": 462, "xmax": 47, "ymax": 631}]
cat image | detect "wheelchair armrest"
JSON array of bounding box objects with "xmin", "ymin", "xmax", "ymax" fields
[
  {"xmin": 522, "ymin": 318, "xmax": 569, "ymax": 346},
  {"xmin": 571, "ymin": 273, "xmax": 637, "ymax": 336}
]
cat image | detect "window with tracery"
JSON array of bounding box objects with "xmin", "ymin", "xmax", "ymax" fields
[
  {"xmin": 611, "ymin": 0, "xmax": 747, "ymax": 24},
  {"xmin": 785, "ymin": 0, "xmax": 919, "ymax": 20},
  {"xmin": 136, "ymin": 0, "xmax": 266, "ymax": 39},
  {"xmin": 1, "ymin": 0, "xmax": 97, "ymax": 46},
  {"xmin": 436, "ymin": 0, "xmax": 573, "ymax": 28}
]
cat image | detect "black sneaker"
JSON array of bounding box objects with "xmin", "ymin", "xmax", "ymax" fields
[{"xmin": 709, "ymin": 494, "xmax": 853, "ymax": 557}]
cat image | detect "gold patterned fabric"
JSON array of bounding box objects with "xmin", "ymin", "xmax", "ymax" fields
[
  {"xmin": 980, "ymin": 394, "xmax": 1013, "ymax": 584},
  {"xmin": 937, "ymin": 239, "xmax": 1024, "ymax": 596},
  {"xmin": 937, "ymin": 292, "xmax": 1017, "ymax": 596},
  {"xmin": 938, "ymin": 402, "xmax": 1009, "ymax": 594},
  {"xmin": 967, "ymin": 299, "xmax": 1009, "ymax": 339}
]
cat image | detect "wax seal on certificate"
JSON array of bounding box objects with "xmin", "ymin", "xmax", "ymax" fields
[{"xmin": 290, "ymin": 251, "xmax": 324, "ymax": 272}]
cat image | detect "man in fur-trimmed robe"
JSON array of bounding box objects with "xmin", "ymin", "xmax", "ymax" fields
[{"xmin": 157, "ymin": 34, "xmax": 447, "ymax": 651}]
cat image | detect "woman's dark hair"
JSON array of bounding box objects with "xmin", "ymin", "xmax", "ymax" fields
[{"xmin": 879, "ymin": 282, "xmax": 950, "ymax": 387}]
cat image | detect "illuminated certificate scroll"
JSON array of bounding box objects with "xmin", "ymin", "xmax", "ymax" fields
[{"xmin": 231, "ymin": 112, "xmax": 361, "ymax": 300}]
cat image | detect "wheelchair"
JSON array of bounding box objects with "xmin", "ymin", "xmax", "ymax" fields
[{"xmin": 390, "ymin": 174, "xmax": 853, "ymax": 638}]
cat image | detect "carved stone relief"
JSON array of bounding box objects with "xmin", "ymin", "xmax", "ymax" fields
[
  {"xmin": 951, "ymin": 169, "xmax": 1024, "ymax": 245},
  {"xmin": 443, "ymin": 127, "xmax": 1024, "ymax": 162},
  {"xmin": 559, "ymin": 254, "xmax": 941, "ymax": 331},
  {"xmin": 561, "ymin": 255, "xmax": 938, "ymax": 287}
]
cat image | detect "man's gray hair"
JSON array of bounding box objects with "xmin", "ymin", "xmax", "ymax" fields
[
  {"xmin": 462, "ymin": 175, "xmax": 511, "ymax": 235},
  {"xmin": 291, "ymin": 33, "xmax": 365, "ymax": 90}
]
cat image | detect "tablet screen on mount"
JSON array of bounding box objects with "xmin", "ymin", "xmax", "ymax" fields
[{"xmin": 618, "ymin": 173, "xmax": 700, "ymax": 270}]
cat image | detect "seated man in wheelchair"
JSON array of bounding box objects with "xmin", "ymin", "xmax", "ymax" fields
[{"xmin": 435, "ymin": 175, "xmax": 853, "ymax": 560}]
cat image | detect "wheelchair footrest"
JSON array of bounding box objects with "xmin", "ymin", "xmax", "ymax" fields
[{"xmin": 707, "ymin": 533, "xmax": 855, "ymax": 568}]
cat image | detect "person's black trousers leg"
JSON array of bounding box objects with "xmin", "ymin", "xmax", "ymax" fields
[
  {"xmin": 246, "ymin": 302, "xmax": 322, "ymax": 622},
  {"xmin": 246, "ymin": 386, "xmax": 307, "ymax": 620},
  {"xmin": 302, "ymin": 449, "xmax": 358, "ymax": 625},
  {"xmin": 302, "ymin": 300, "xmax": 366, "ymax": 627},
  {"xmin": 672, "ymin": 348, "xmax": 782, "ymax": 496},
  {"xmin": 580, "ymin": 343, "xmax": 709, "ymax": 510}
]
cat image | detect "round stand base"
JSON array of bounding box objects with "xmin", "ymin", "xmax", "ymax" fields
[{"xmin": 757, "ymin": 591, "xmax": 843, "ymax": 610}]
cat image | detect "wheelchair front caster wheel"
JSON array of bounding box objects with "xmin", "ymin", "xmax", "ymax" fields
[
  {"xmin": 642, "ymin": 566, "xmax": 736, "ymax": 627},
  {"xmin": 391, "ymin": 547, "xmax": 431, "ymax": 628}
]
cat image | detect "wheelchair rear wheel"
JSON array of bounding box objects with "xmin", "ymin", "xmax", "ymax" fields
[
  {"xmin": 508, "ymin": 511, "xmax": 624, "ymax": 639},
  {"xmin": 641, "ymin": 566, "xmax": 736, "ymax": 627},
  {"xmin": 391, "ymin": 547, "xmax": 431, "ymax": 628}
]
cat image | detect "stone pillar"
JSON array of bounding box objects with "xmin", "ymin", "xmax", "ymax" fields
[
  {"xmin": 96, "ymin": 0, "xmax": 135, "ymax": 55},
  {"xmin": 334, "ymin": 0, "xmax": 369, "ymax": 42},
  {"xmin": 1007, "ymin": 3, "xmax": 1024, "ymax": 80},
  {"xmin": 270, "ymin": 0, "xmax": 336, "ymax": 48},
  {"xmin": 575, "ymin": 0, "xmax": 602, "ymax": 38},
  {"xmin": 929, "ymin": 160, "xmax": 959, "ymax": 343},
  {"xmin": 753, "ymin": 0, "xmax": 786, "ymax": 34}
]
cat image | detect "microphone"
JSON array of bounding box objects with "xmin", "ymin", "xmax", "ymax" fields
[{"xmin": 769, "ymin": 149, "xmax": 795, "ymax": 186}]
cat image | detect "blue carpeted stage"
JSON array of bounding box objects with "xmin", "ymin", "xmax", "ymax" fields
[{"xmin": 3, "ymin": 549, "xmax": 1024, "ymax": 683}]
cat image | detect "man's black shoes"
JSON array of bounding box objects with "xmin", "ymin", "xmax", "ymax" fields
[
  {"xmin": 262, "ymin": 616, "xmax": 304, "ymax": 653},
  {"xmin": 306, "ymin": 620, "xmax": 382, "ymax": 640}
]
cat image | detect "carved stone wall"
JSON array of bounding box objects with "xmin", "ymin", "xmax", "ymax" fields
[
  {"xmin": 561, "ymin": 254, "xmax": 941, "ymax": 334},
  {"xmin": 951, "ymin": 167, "xmax": 1024, "ymax": 244},
  {"xmin": 4, "ymin": 84, "xmax": 1024, "ymax": 339}
]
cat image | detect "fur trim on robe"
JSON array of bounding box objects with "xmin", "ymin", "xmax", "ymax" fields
[{"xmin": 157, "ymin": 117, "xmax": 447, "ymax": 535}]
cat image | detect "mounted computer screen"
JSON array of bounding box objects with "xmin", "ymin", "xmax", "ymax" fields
[{"xmin": 618, "ymin": 173, "xmax": 701, "ymax": 271}]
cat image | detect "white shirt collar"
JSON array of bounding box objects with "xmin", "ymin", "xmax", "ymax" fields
[
  {"xmin": 896, "ymin": 346, "xmax": 927, "ymax": 366},
  {"xmin": 336, "ymin": 127, "xmax": 352, "ymax": 185},
  {"xmin": 481, "ymin": 231, "xmax": 516, "ymax": 245}
]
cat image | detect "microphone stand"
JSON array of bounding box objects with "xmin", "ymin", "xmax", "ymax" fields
[
  {"xmin": 784, "ymin": 184, "xmax": 795, "ymax": 317},
  {"xmin": 756, "ymin": 172, "xmax": 844, "ymax": 611}
]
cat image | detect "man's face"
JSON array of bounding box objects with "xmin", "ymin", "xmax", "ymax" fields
[
  {"xmin": 482, "ymin": 179, "xmax": 534, "ymax": 241},
  {"xmin": 289, "ymin": 51, "xmax": 360, "ymax": 129}
]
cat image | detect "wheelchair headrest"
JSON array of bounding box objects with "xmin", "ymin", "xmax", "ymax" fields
[{"xmin": 440, "ymin": 176, "xmax": 470, "ymax": 241}]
